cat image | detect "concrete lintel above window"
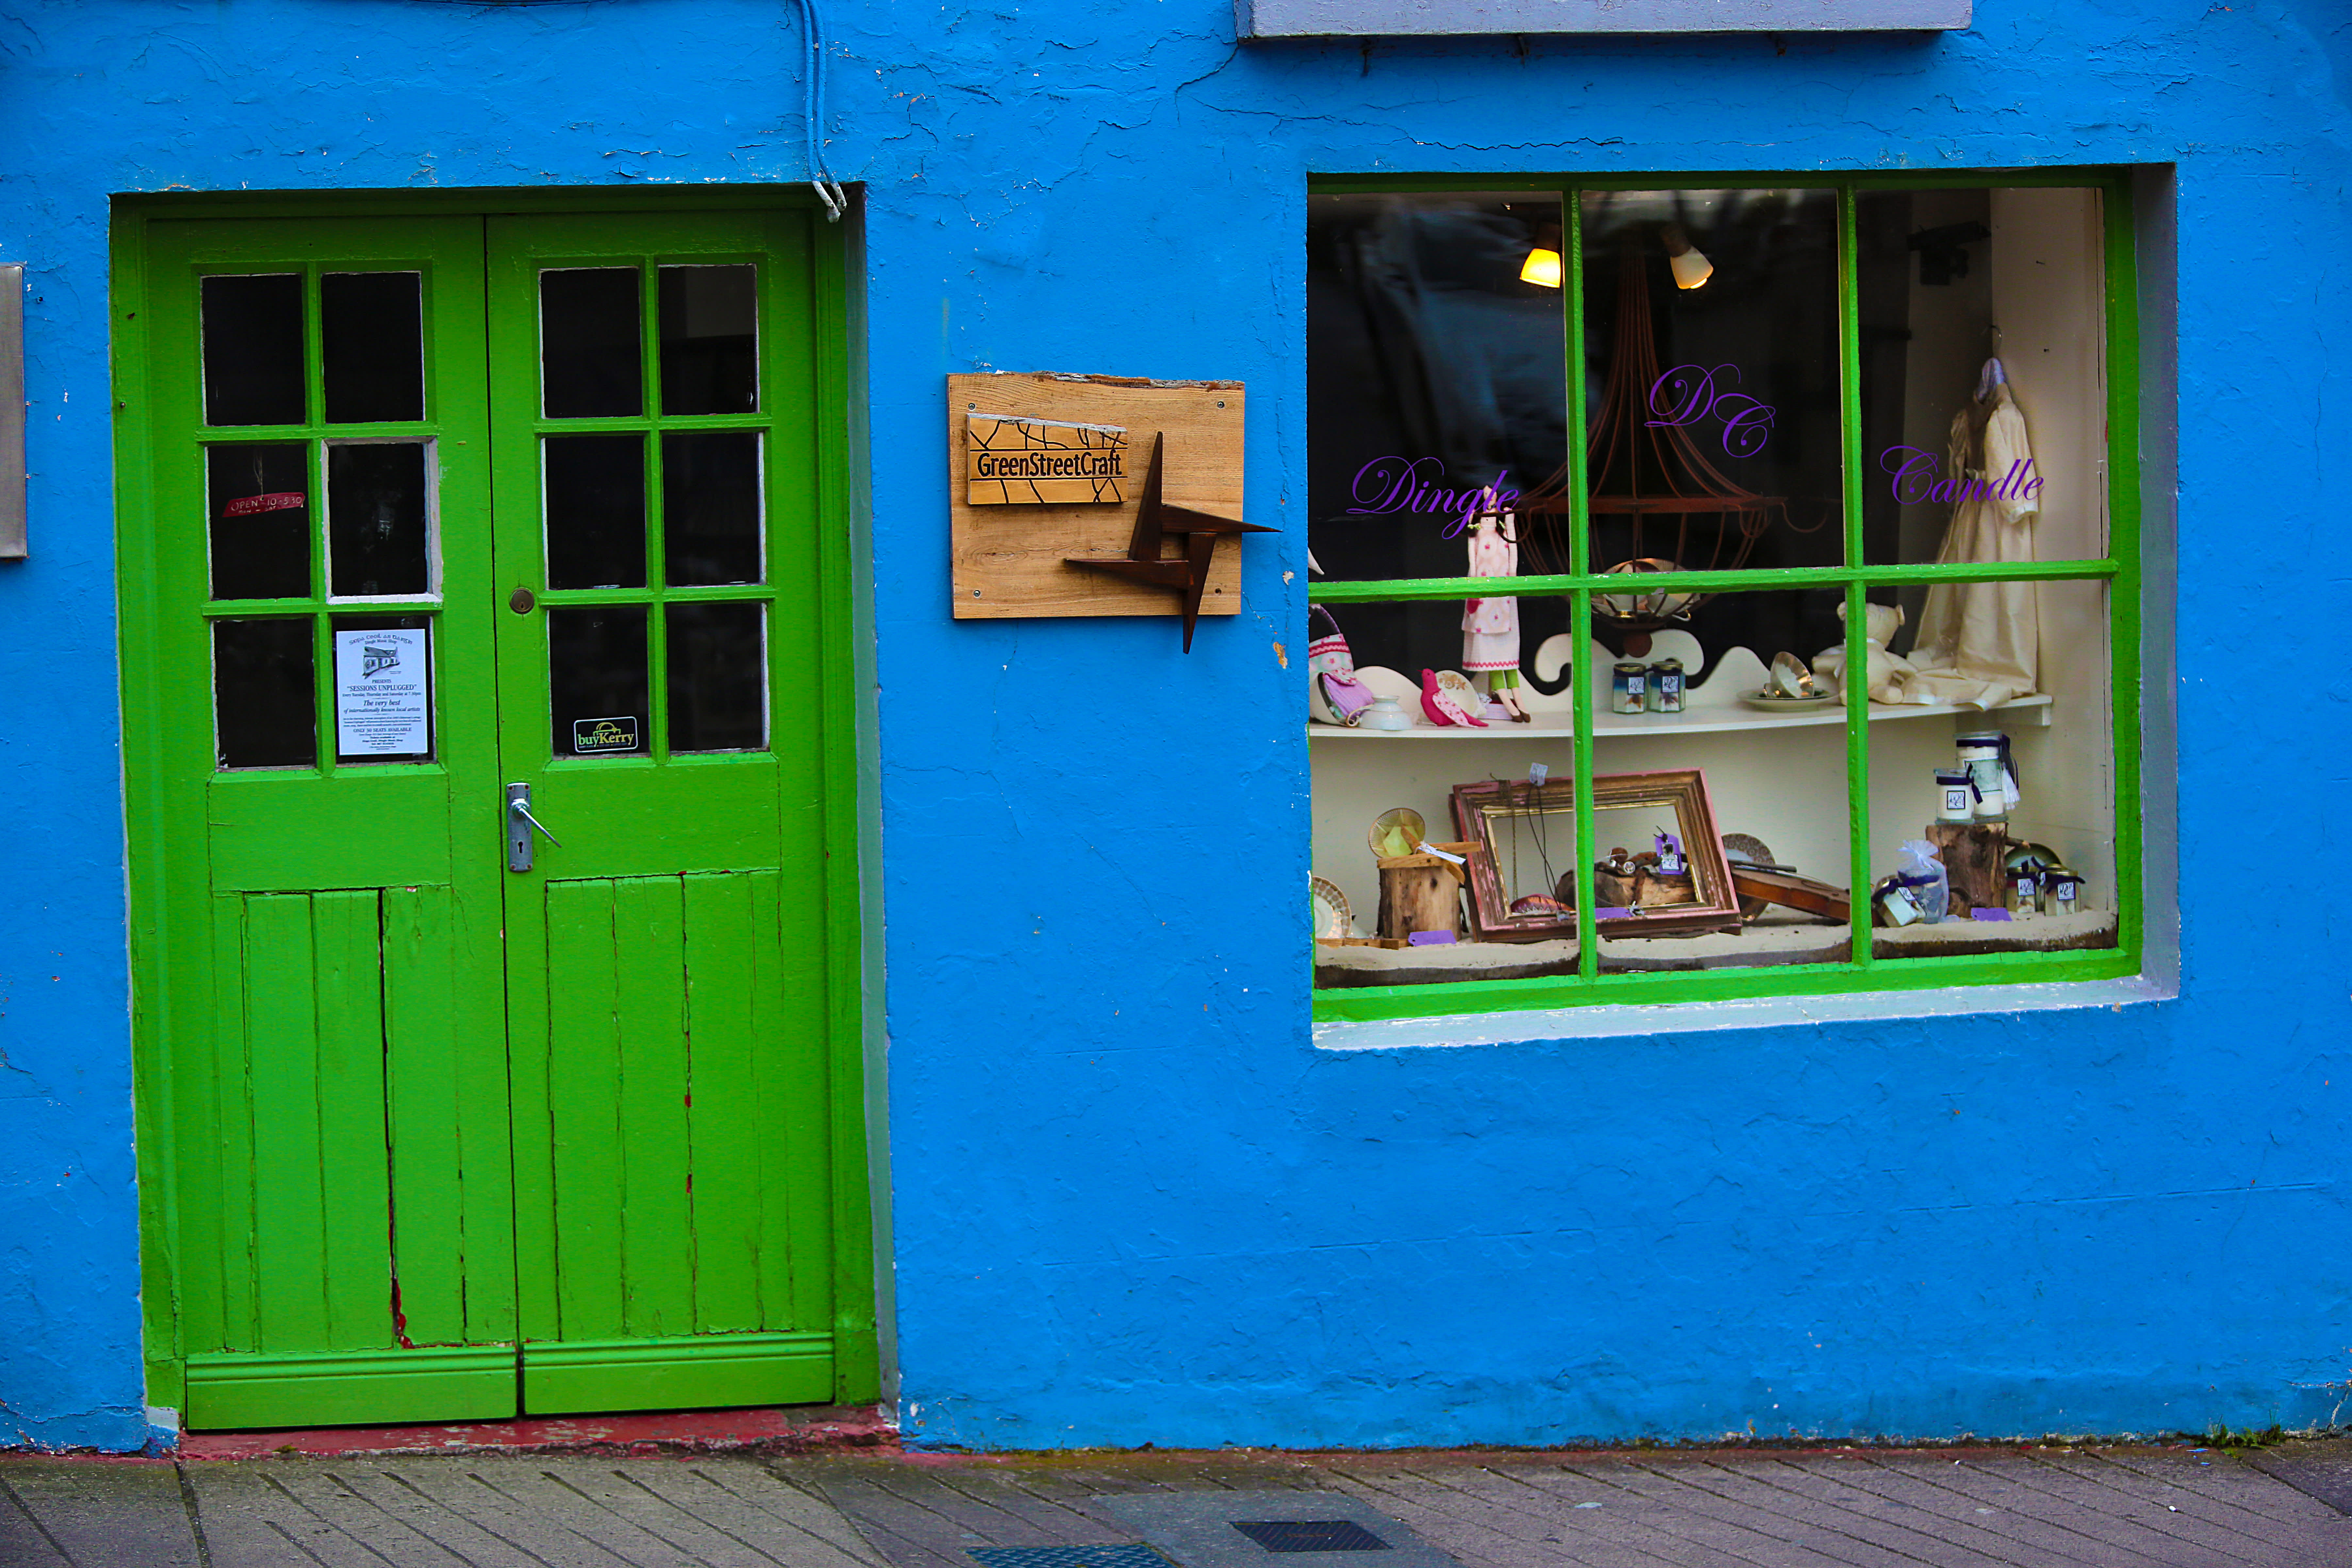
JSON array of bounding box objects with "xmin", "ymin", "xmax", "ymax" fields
[{"xmin": 1237, "ymin": 0, "xmax": 1969, "ymax": 37}]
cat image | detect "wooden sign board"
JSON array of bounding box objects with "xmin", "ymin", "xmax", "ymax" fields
[
  {"xmin": 966, "ymin": 413, "xmax": 1129, "ymax": 505},
  {"xmin": 949, "ymin": 372, "xmax": 1245, "ymax": 620}
]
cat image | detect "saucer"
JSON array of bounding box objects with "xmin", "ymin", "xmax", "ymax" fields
[{"xmin": 1740, "ymin": 689, "xmax": 1838, "ymax": 711}]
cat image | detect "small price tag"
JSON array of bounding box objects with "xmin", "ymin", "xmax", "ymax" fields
[{"xmin": 1528, "ymin": 763, "xmax": 1549, "ymax": 787}]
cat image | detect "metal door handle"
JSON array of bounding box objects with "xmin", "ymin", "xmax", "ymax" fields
[{"xmin": 506, "ymin": 782, "xmax": 561, "ymax": 871}]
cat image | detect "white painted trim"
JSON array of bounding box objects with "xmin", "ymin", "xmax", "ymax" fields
[{"xmin": 1238, "ymin": 0, "xmax": 1969, "ymax": 38}]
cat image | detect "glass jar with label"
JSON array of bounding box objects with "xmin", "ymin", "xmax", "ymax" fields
[
  {"xmin": 1935, "ymin": 767, "xmax": 1974, "ymax": 824},
  {"xmin": 1957, "ymin": 731, "xmax": 2011, "ymax": 821},
  {"xmin": 1611, "ymin": 661, "xmax": 1647, "ymax": 714},
  {"xmin": 1649, "ymin": 658, "xmax": 1685, "ymax": 713}
]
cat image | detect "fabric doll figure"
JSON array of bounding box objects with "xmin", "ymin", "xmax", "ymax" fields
[
  {"xmin": 1307, "ymin": 605, "xmax": 1377, "ymax": 725},
  {"xmin": 1462, "ymin": 512, "xmax": 1529, "ymax": 721}
]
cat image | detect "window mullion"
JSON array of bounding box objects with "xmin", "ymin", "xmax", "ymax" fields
[
  {"xmin": 1837, "ymin": 183, "xmax": 1873, "ymax": 969},
  {"xmin": 1564, "ymin": 189, "xmax": 1599, "ymax": 983},
  {"xmin": 2102, "ymin": 173, "xmax": 2146, "ymax": 961}
]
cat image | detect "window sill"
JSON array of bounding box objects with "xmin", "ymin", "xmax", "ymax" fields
[{"xmin": 1313, "ymin": 968, "xmax": 2171, "ymax": 1051}]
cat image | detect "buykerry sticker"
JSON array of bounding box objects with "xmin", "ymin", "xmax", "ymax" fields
[
  {"xmin": 966, "ymin": 412, "xmax": 1128, "ymax": 505},
  {"xmin": 573, "ymin": 715, "xmax": 639, "ymax": 755}
]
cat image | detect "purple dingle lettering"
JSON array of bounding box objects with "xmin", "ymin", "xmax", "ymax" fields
[
  {"xmin": 1347, "ymin": 456, "xmax": 1523, "ymax": 538},
  {"xmin": 1348, "ymin": 454, "xmax": 1440, "ymax": 514}
]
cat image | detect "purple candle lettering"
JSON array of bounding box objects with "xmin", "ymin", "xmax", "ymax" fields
[
  {"xmin": 1347, "ymin": 455, "xmax": 1522, "ymax": 539},
  {"xmin": 1880, "ymin": 445, "xmax": 2044, "ymax": 505}
]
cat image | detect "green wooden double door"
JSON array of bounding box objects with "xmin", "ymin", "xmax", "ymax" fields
[{"xmin": 119, "ymin": 204, "xmax": 874, "ymax": 1430}]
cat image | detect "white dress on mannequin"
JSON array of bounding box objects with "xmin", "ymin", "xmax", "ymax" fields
[{"xmin": 1905, "ymin": 381, "xmax": 2040, "ymax": 709}]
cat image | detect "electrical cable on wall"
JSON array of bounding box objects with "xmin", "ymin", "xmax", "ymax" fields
[{"xmin": 795, "ymin": 0, "xmax": 847, "ymax": 220}]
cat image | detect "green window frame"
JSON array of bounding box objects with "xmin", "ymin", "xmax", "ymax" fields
[{"xmin": 1308, "ymin": 169, "xmax": 2146, "ymax": 1025}]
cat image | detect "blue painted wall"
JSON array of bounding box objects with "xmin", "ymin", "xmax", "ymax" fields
[{"xmin": 2, "ymin": 0, "xmax": 2346, "ymax": 1450}]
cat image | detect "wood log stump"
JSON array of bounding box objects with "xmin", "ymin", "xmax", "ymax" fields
[
  {"xmin": 1925, "ymin": 822, "xmax": 2008, "ymax": 915},
  {"xmin": 1377, "ymin": 843, "xmax": 1471, "ymax": 940}
]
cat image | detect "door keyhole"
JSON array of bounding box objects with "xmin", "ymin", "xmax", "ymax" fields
[{"xmin": 509, "ymin": 586, "xmax": 536, "ymax": 614}]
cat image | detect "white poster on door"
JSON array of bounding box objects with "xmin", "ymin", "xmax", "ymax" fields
[{"xmin": 333, "ymin": 627, "xmax": 430, "ymax": 758}]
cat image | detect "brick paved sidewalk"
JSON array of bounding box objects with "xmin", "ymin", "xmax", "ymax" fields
[{"xmin": 4, "ymin": 1436, "xmax": 2347, "ymax": 1566}]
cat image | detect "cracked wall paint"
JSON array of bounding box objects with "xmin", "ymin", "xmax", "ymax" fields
[{"xmin": 1, "ymin": 0, "xmax": 2349, "ymax": 1451}]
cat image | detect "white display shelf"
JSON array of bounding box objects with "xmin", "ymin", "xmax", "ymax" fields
[{"xmin": 1310, "ymin": 692, "xmax": 2053, "ymax": 740}]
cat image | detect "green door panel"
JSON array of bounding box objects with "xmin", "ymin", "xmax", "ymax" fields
[
  {"xmin": 185, "ymin": 1346, "xmax": 517, "ymax": 1430},
  {"xmin": 531, "ymin": 759, "xmax": 784, "ymax": 875},
  {"xmin": 381, "ymin": 882, "xmax": 518, "ymax": 1349},
  {"xmin": 206, "ymin": 772, "xmax": 457, "ymax": 890},
  {"xmin": 129, "ymin": 214, "xmax": 514, "ymax": 1427},
  {"xmin": 526, "ymin": 872, "xmax": 827, "ymax": 1352},
  {"xmin": 485, "ymin": 212, "xmax": 844, "ymax": 1415},
  {"xmin": 189, "ymin": 884, "xmax": 518, "ymax": 1359},
  {"xmin": 520, "ymin": 1332, "xmax": 833, "ymax": 1416},
  {"xmin": 122, "ymin": 201, "xmax": 872, "ymax": 1431}
]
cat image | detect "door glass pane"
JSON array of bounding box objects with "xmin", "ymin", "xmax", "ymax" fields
[
  {"xmin": 330, "ymin": 614, "xmax": 434, "ymax": 764},
  {"xmin": 544, "ymin": 434, "xmax": 647, "ymax": 589},
  {"xmin": 321, "ymin": 272, "xmax": 425, "ymax": 424},
  {"xmin": 1571, "ymin": 188, "xmax": 1844, "ymax": 600},
  {"xmin": 214, "ymin": 617, "xmax": 316, "ymax": 770},
  {"xmin": 658, "ymin": 264, "xmax": 758, "ymax": 415},
  {"xmin": 662, "ymin": 431, "xmax": 762, "ymax": 586},
  {"xmin": 540, "ymin": 268, "xmax": 643, "ymax": 418},
  {"xmin": 206, "ymin": 442, "xmax": 313, "ymax": 600},
  {"xmin": 548, "ymin": 604, "xmax": 649, "ymax": 759},
  {"xmin": 202, "ymin": 274, "xmax": 306, "ymax": 427},
  {"xmin": 666, "ymin": 601, "xmax": 766, "ymax": 753},
  {"xmin": 1306, "ymin": 193, "xmax": 1567, "ymax": 588},
  {"xmin": 327, "ymin": 442, "xmax": 432, "ymax": 598}
]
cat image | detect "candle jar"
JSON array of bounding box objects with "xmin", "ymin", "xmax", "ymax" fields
[
  {"xmin": 1935, "ymin": 767, "xmax": 1974, "ymax": 824},
  {"xmin": 1611, "ymin": 661, "xmax": 1647, "ymax": 715},
  {"xmin": 1648, "ymin": 658, "xmax": 1685, "ymax": 713},
  {"xmin": 1957, "ymin": 732, "xmax": 2009, "ymax": 821}
]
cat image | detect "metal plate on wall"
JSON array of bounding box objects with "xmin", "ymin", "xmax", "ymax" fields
[
  {"xmin": 1236, "ymin": 0, "xmax": 1968, "ymax": 34},
  {"xmin": 1, "ymin": 264, "xmax": 22, "ymax": 559}
]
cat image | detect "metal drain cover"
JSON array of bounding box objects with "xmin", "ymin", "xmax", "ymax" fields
[
  {"xmin": 1232, "ymin": 1520, "xmax": 1389, "ymax": 1553},
  {"xmin": 1098, "ymin": 1492, "xmax": 1457, "ymax": 1568},
  {"xmin": 971, "ymin": 1549, "xmax": 1174, "ymax": 1568}
]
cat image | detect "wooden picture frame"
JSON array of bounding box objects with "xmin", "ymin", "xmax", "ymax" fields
[{"xmin": 1451, "ymin": 769, "xmax": 1743, "ymax": 942}]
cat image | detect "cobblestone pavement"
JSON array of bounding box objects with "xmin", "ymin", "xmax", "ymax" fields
[{"xmin": 3, "ymin": 1438, "xmax": 2347, "ymax": 1567}]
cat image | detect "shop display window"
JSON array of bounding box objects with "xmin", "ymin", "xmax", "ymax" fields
[{"xmin": 1307, "ymin": 177, "xmax": 2141, "ymax": 1019}]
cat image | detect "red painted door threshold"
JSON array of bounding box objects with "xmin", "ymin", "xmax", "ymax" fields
[{"xmin": 178, "ymin": 1404, "xmax": 894, "ymax": 1460}]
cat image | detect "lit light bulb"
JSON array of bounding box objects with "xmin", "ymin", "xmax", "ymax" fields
[
  {"xmin": 1520, "ymin": 220, "xmax": 1564, "ymax": 289},
  {"xmin": 1661, "ymin": 221, "xmax": 1713, "ymax": 290}
]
